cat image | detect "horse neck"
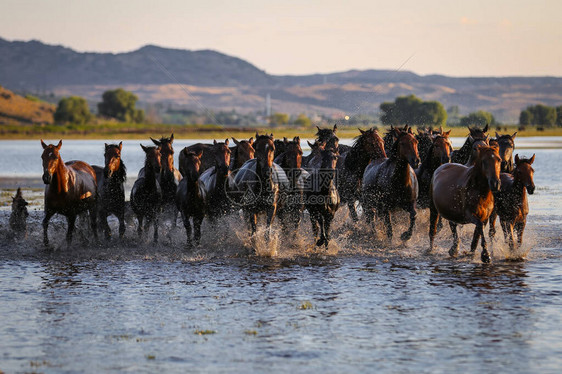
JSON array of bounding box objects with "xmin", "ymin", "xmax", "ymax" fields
[
  {"xmin": 143, "ymin": 160, "xmax": 158, "ymax": 185},
  {"xmin": 53, "ymin": 156, "xmax": 70, "ymax": 194},
  {"xmin": 348, "ymin": 141, "xmax": 373, "ymax": 174},
  {"xmin": 391, "ymin": 155, "xmax": 412, "ymax": 185},
  {"xmin": 468, "ymin": 161, "xmax": 492, "ymax": 194}
]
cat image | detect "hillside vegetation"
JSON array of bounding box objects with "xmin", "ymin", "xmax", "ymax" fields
[{"xmin": 0, "ymin": 86, "xmax": 54, "ymax": 125}]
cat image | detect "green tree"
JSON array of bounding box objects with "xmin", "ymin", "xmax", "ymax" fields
[
  {"xmin": 293, "ymin": 113, "xmax": 312, "ymax": 127},
  {"xmin": 519, "ymin": 110, "xmax": 533, "ymax": 125},
  {"xmin": 557, "ymin": 106, "xmax": 562, "ymax": 126},
  {"xmin": 524, "ymin": 104, "xmax": 556, "ymax": 126},
  {"xmin": 98, "ymin": 88, "xmax": 145, "ymax": 123},
  {"xmin": 446, "ymin": 105, "xmax": 461, "ymax": 126},
  {"xmin": 54, "ymin": 96, "xmax": 92, "ymax": 124},
  {"xmin": 270, "ymin": 112, "xmax": 289, "ymax": 125},
  {"xmin": 459, "ymin": 110, "xmax": 496, "ymax": 127},
  {"xmin": 379, "ymin": 94, "xmax": 446, "ymax": 126}
]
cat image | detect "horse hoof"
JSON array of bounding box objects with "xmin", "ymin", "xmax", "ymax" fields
[
  {"xmin": 449, "ymin": 246, "xmax": 459, "ymax": 257},
  {"xmin": 400, "ymin": 231, "xmax": 412, "ymax": 241},
  {"xmin": 481, "ymin": 251, "xmax": 491, "ymax": 263},
  {"xmin": 316, "ymin": 238, "xmax": 325, "ymax": 247}
]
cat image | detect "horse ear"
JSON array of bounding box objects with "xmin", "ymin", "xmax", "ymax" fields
[
  {"xmin": 41, "ymin": 139, "xmax": 47, "ymax": 149},
  {"xmin": 444, "ymin": 130, "xmax": 451, "ymax": 136},
  {"xmin": 294, "ymin": 136, "xmax": 300, "ymax": 142},
  {"xmin": 255, "ymin": 132, "xmax": 259, "ymax": 139},
  {"xmin": 225, "ymin": 138, "xmax": 229, "ymax": 146},
  {"xmin": 483, "ymin": 124, "xmax": 489, "ymax": 133},
  {"xmin": 333, "ymin": 124, "xmax": 338, "ymax": 133},
  {"xmin": 15, "ymin": 187, "xmax": 22, "ymax": 198},
  {"xmin": 213, "ymin": 139, "xmax": 218, "ymax": 145},
  {"xmin": 307, "ymin": 140, "xmax": 314, "ymax": 147},
  {"xmin": 495, "ymin": 132, "xmax": 500, "ymax": 138},
  {"xmin": 118, "ymin": 141, "xmax": 123, "ymax": 151},
  {"xmin": 105, "ymin": 143, "xmax": 109, "ymax": 149},
  {"xmin": 232, "ymin": 137, "xmax": 240, "ymax": 145},
  {"xmin": 515, "ymin": 154, "xmax": 520, "ymax": 164},
  {"xmin": 270, "ymin": 133, "xmax": 274, "ymax": 139},
  {"xmin": 56, "ymin": 140, "xmax": 62, "ymax": 150},
  {"xmin": 150, "ymin": 137, "xmax": 160, "ymax": 146},
  {"xmin": 439, "ymin": 126, "xmax": 443, "ymax": 134},
  {"xmin": 283, "ymin": 137, "xmax": 288, "ymax": 144},
  {"xmin": 316, "ymin": 125, "xmax": 321, "ymax": 133},
  {"xmin": 512, "ymin": 132, "xmax": 517, "ymax": 139},
  {"xmin": 140, "ymin": 144, "xmax": 148, "ymax": 152},
  {"xmin": 170, "ymin": 133, "xmax": 174, "ymax": 143},
  {"xmin": 358, "ymin": 128, "xmax": 365, "ymax": 134},
  {"xmin": 529, "ymin": 154, "xmax": 535, "ymax": 164},
  {"xmin": 248, "ymin": 137, "xmax": 254, "ymax": 145}
]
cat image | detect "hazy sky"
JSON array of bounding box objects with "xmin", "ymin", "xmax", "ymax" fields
[{"xmin": 1, "ymin": 0, "xmax": 561, "ymax": 76}]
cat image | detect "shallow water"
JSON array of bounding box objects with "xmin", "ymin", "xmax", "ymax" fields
[{"xmin": 0, "ymin": 139, "xmax": 561, "ymax": 373}]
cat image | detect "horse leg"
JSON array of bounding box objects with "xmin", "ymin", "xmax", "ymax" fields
[
  {"xmin": 89, "ymin": 204, "xmax": 98, "ymax": 243},
  {"xmin": 489, "ymin": 207, "xmax": 497, "ymax": 241},
  {"xmin": 515, "ymin": 220, "xmax": 526, "ymax": 248},
  {"xmin": 118, "ymin": 210, "xmax": 126, "ymax": 239},
  {"xmin": 100, "ymin": 210, "xmax": 111, "ymax": 240},
  {"xmin": 436, "ymin": 216, "xmax": 444, "ymax": 233},
  {"xmin": 183, "ymin": 214, "xmax": 192, "ymax": 249},
  {"xmin": 309, "ymin": 211, "xmax": 320, "ymax": 244},
  {"xmin": 470, "ymin": 226, "xmax": 481, "ymax": 254},
  {"xmin": 153, "ymin": 215, "xmax": 159, "ymax": 243},
  {"xmin": 66, "ymin": 214, "xmax": 77, "ymax": 246},
  {"xmin": 428, "ymin": 205, "xmax": 439, "ymax": 253},
  {"xmin": 194, "ymin": 215, "xmax": 203, "ymax": 246},
  {"xmin": 43, "ymin": 210, "xmax": 55, "ymax": 247},
  {"xmin": 400, "ymin": 203, "xmax": 416, "ymax": 241},
  {"xmin": 323, "ymin": 213, "xmax": 334, "ymax": 249},
  {"xmin": 316, "ymin": 213, "xmax": 326, "ymax": 247},
  {"xmin": 246, "ymin": 211, "xmax": 257, "ymax": 236},
  {"xmin": 449, "ymin": 221, "xmax": 459, "ymax": 257},
  {"xmin": 382, "ymin": 209, "xmax": 392, "ymax": 240},
  {"xmin": 478, "ymin": 222, "xmax": 491, "ymax": 263},
  {"xmin": 137, "ymin": 215, "xmax": 144, "ymax": 238},
  {"xmin": 265, "ymin": 205, "xmax": 277, "ymax": 242},
  {"xmin": 507, "ymin": 221, "xmax": 516, "ymax": 251}
]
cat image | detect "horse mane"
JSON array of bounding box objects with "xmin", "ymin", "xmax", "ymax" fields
[{"xmin": 389, "ymin": 131, "xmax": 411, "ymax": 161}]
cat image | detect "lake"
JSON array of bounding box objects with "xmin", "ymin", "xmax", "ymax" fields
[{"xmin": 0, "ymin": 138, "xmax": 561, "ymax": 373}]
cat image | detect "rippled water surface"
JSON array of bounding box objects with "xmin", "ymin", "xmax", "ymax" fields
[{"xmin": 0, "ymin": 139, "xmax": 561, "ymax": 373}]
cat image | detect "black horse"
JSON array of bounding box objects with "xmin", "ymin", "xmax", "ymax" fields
[
  {"xmin": 92, "ymin": 142, "xmax": 127, "ymax": 240},
  {"xmin": 176, "ymin": 150, "xmax": 205, "ymax": 248},
  {"xmin": 198, "ymin": 139, "xmax": 233, "ymax": 222},
  {"xmin": 151, "ymin": 134, "xmax": 180, "ymax": 227},
  {"xmin": 305, "ymin": 149, "xmax": 340, "ymax": 248},
  {"xmin": 130, "ymin": 145, "xmax": 162, "ymax": 242}
]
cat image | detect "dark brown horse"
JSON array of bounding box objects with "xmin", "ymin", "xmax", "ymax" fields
[
  {"xmin": 181, "ymin": 139, "xmax": 232, "ymax": 175},
  {"xmin": 92, "ymin": 142, "xmax": 127, "ymax": 240},
  {"xmin": 493, "ymin": 132, "xmax": 517, "ymax": 173},
  {"xmin": 429, "ymin": 145, "xmax": 501, "ymax": 263},
  {"xmin": 451, "ymin": 124, "xmax": 489, "ymax": 165},
  {"xmin": 232, "ymin": 134, "xmax": 288, "ymax": 242},
  {"xmin": 338, "ymin": 128, "xmax": 386, "ymax": 222},
  {"xmin": 415, "ymin": 131, "xmax": 453, "ymax": 209},
  {"xmin": 198, "ymin": 139, "xmax": 232, "ymax": 222},
  {"xmin": 41, "ymin": 140, "xmax": 98, "ymax": 247},
  {"xmin": 490, "ymin": 154, "xmax": 535, "ymax": 250},
  {"xmin": 362, "ymin": 130, "xmax": 420, "ymax": 241},
  {"xmin": 383, "ymin": 125, "xmax": 403, "ymax": 157},
  {"xmin": 305, "ymin": 149, "xmax": 340, "ymax": 248},
  {"xmin": 151, "ymin": 134, "xmax": 180, "ymax": 226},
  {"xmin": 275, "ymin": 137, "xmax": 308, "ymax": 232},
  {"xmin": 176, "ymin": 150, "xmax": 205, "ymax": 248},
  {"xmin": 315, "ymin": 124, "xmax": 341, "ymax": 152},
  {"xmin": 302, "ymin": 140, "xmax": 326, "ymax": 169},
  {"xmin": 130, "ymin": 145, "xmax": 162, "ymax": 242},
  {"xmin": 9, "ymin": 187, "xmax": 29, "ymax": 238},
  {"xmin": 230, "ymin": 137, "xmax": 255, "ymax": 170}
]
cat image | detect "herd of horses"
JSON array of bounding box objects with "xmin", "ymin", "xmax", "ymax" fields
[{"xmin": 22, "ymin": 123, "xmax": 535, "ymax": 262}]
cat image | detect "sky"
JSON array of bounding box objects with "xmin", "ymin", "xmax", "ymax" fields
[{"xmin": 1, "ymin": 0, "xmax": 561, "ymax": 76}]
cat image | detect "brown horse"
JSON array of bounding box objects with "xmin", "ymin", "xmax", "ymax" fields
[
  {"xmin": 451, "ymin": 124, "xmax": 489, "ymax": 165},
  {"xmin": 130, "ymin": 145, "xmax": 162, "ymax": 242},
  {"xmin": 494, "ymin": 132, "xmax": 517, "ymax": 173},
  {"xmin": 230, "ymin": 137, "xmax": 255, "ymax": 170},
  {"xmin": 429, "ymin": 145, "xmax": 501, "ymax": 263},
  {"xmin": 41, "ymin": 140, "xmax": 98, "ymax": 247},
  {"xmin": 176, "ymin": 150, "xmax": 205, "ymax": 248},
  {"xmin": 490, "ymin": 154, "xmax": 535, "ymax": 250},
  {"xmin": 198, "ymin": 139, "xmax": 232, "ymax": 222},
  {"xmin": 92, "ymin": 142, "xmax": 127, "ymax": 240},
  {"xmin": 362, "ymin": 130, "xmax": 420, "ymax": 241},
  {"xmin": 338, "ymin": 128, "xmax": 386, "ymax": 222},
  {"xmin": 9, "ymin": 187, "xmax": 29, "ymax": 238},
  {"xmin": 151, "ymin": 134, "xmax": 180, "ymax": 227},
  {"xmin": 275, "ymin": 137, "xmax": 308, "ymax": 232},
  {"xmin": 305, "ymin": 149, "xmax": 340, "ymax": 248}
]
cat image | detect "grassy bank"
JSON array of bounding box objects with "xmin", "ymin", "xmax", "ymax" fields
[{"xmin": 1, "ymin": 122, "xmax": 562, "ymax": 140}]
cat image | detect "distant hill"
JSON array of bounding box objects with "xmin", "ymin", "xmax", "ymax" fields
[
  {"xmin": 0, "ymin": 86, "xmax": 54, "ymax": 125},
  {"xmin": 1, "ymin": 37, "xmax": 562, "ymax": 122}
]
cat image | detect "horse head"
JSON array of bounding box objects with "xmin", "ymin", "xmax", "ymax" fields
[
  {"xmin": 283, "ymin": 137, "xmax": 303, "ymax": 169},
  {"xmin": 254, "ymin": 134, "xmax": 275, "ymax": 169},
  {"xmin": 315, "ymin": 124, "xmax": 339, "ymax": 152},
  {"xmin": 431, "ymin": 130, "xmax": 453, "ymax": 165},
  {"xmin": 393, "ymin": 131, "xmax": 420, "ymax": 169},
  {"xmin": 182, "ymin": 149, "xmax": 203, "ymax": 182},
  {"xmin": 104, "ymin": 141, "xmax": 123, "ymax": 179},
  {"xmin": 476, "ymin": 145, "xmax": 501, "ymax": 192},
  {"xmin": 40, "ymin": 139, "xmax": 62, "ymax": 184},
  {"xmin": 212, "ymin": 138, "xmax": 231, "ymax": 173},
  {"xmin": 514, "ymin": 154, "xmax": 535, "ymax": 194},
  {"xmin": 495, "ymin": 132, "xmax": 517, "ymax": 173},
  {"xmin": 320, "ymin": 149, "xmax": 339, "ymax": 170},
  {"xmin": 152, "ymin": 134, "xmax": 175, "ymax": 178},
  {"xmin": 11, "ymin": 187, "xmax": 29, "ymax": 215},
  {"xmin": 358, "ymin": 128, "xmax": 386, "ymax": 160},
  {"xmin": 232, "ymin": 137, "xmax": 255, "ymax": 168},
  {"xmin": 140, "ymin": 144, "xmax": 162, "ymax": 174}
]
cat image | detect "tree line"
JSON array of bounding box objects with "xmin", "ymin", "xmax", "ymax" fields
[{"xmin": 519, "ymin": 104, "xmax": 562, "ymax": 126}]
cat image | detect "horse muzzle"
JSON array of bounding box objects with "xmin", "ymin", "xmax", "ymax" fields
[
  {"xmin": 489, "ymin": 178, "xmax": 500, "ymax": 192},
  {"xmin": 409, "ymin": 157, "xmax": 420, "ymax": 169},
  {"xmin": 42, "ymin": 172, "xmax": 52, "ymax": 184},
  {"xmin": 527, "ymin": 184, "xmax": 535, "ymax": 195}
]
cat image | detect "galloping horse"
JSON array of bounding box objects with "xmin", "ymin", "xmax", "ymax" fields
[
  {"xmin": 429, "ymin": 145, "xmax": 501, "ymax": 263},
  {"xmin": 41, "ymin": 140, "xmax": 98, "ymax": 247},
  {"xmin": 362, "ymin": 130, "xmax": 420, "ymax": 241},
  {"xmin": 490, "ymin": 154, "xmax": 535, "ymax": 250},
  {"xmin": 199, "ymin": 139, "xmax": 232, "ymax": 222},
  {"xmin": 130, "ymin": 145, "xmax": 162, "ymax": 242},
  {"xmin": 415, "ymin": 131, "xmax": 453, "ymax": 209},
  {"xmin": 232, "ymin": 134, "xmax": 288, "ymax": 242},
  {"xmin": 176, "ymin": 150, "xmax": 205, "ymax": 248},
  {"xmin": 9, "ymin": 187, "xmax": 29, "ymax": 238},
  {"xmin": 338, "ymin": 128, "xmax": 386, "ymax": 222},
  {"xmin": 305, "ymin": 149, "xmax": 340, "ymax": 248},
  {"xmin": 151, "ymin": 134, "xmax": 180, "ymax": 226},
  {"xmin": 275, "ymin": 137, "xmax": 309, "ymax": 232},
  {"xmin": 451, "ymin": 124, "xmax": 489, "ymax": 165},
  {"xmin": 92, "ymin": 142, "xmax": 126, "ymax": 240},
  {"xmin": 494, "ymin": 132, "xmax": 517, "ymax": 173},
  {"xmin": 230, "ymin": 137, "xmax": 255, "ymax": 171},
  {"xmin": 315, "ymin": 124, "xmax": 343, "ymax": 152}
]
